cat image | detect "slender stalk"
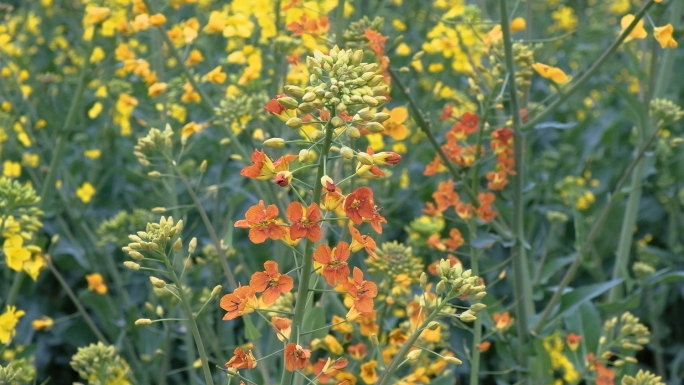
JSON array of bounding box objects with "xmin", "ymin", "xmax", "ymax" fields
[
  {"xmin": 5, "ymin": 273, "xmax": 23, "ymax": 306},
  {"xmin": 46, "ymin": 259, "xmax": 108, "ymax": 343},
  {"xmin": 498, "ymin": 0, "xmax": 533, "ymax": 363},
  {"xmin": 335, "ymin": 0, "xmax": 346, "ymax": 46},
  {"xmin": 377, "ymin": 299, "xmax": 450, "ymax": 385},
  {"xmin": 279, "ymin": 109, "xmax": 336, "ymax": 385},
  {"xmin": 521, "ymin": 0, "xmax": 657, "ymax": 131},
  {"xmin": 468, "ymin": 221, "xmax": 483, "ymax": 385},
  {"xmin": 171, "ymin": 162, "xmax": 238, "ymax": 289},
  {"xmin": 532, "ymin": 128, "xmax": 661, "ymax": 334},
  {"xmin": 163, "ymin": 256, "xmax": 215, "ymax": 385}
]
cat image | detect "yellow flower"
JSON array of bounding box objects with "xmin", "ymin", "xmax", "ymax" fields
[
  {"xmin": 360, "ymin": 360, "xmax": 378, "ymax": 384},
  {"xmin": 2, "ymin": 160, "xmax": 21, "ymax": 177},
  {"xmin": 24, "ymin": 254, "xmax": 45, "ymax": 281},
  {"xmin": 86, "ymin": 273, "xmax": 108, "ymax": 294},
  {"xmin": 149, "ymin": 13, "xmax": 167, "ymax": 27},
  {"xmin": 85, "ymin": 6, "xmax": 111, "ymax": 25},
  {"xmin": 22, "ymin": 153, "xmax": 39, "ymax": 168},
  {"xmin": 551, "ymin": 6, "xmax": 577, "ymax": 32},
  {"xmin": 3, "ymin": 234, "xmax": 31, "ymax": 272},
  {"xmin": 88, "ymin": 102, "xmax": 103, "ymax": 119},
  {"xmin": 395, "ymin": 42, "xmax": 411, "ymax": 56},
  {"xmin": 532, "ymin": 63, "xmax": 569, "ymax": 83},
  {"xmin": 0, "ymin": 306, "xmax": 25, "ymax": 344},
  {"xmin": 203, "ymin": 11, "xmax": 226, "ymax": 34},
  {"xmin": 76, "ymin": 182, "xmax": 96, "ymax": 203},
  {"xmin": 32, "ymin": 316, "xmax": 54, "ymax": 332},
  {"xmin": 133, "ymin": 13, "xmax": 150, "ymax": 31},
  {"xmin": 620, "ymin": 14, "xmax": 647, "ymax": 42},
  {"xmin": 90, "ymin": 46, "xmax": 105, "ymax": 63},
  {"xmin": 382, "ymin": 106, "xmax": 410, "ymax": 140},
  {"xmin": 653, "ymin": 24, "xmax": 677, "ymax": 48},
  {"xmin": 148, "ymin": 82, "xmax": 168, "ymax": 97},
  {"xmin": 84, "ymin": 149, "xmax": 102, "ymax": 159},
  {"xmin": 205, "ymin": 66, "xmax": 226, "ymax": 83},
  {"xmin": 181, "ymin": 121, "xmax": 204, "ymax": 141},
  {"xmin": 510, "ymin": 17, "xmax": 526, "ymax": 33}
]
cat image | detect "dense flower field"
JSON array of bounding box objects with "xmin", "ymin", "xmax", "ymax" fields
[{"xmin": 1, "ymin": 0, "xmax": 683, "ymax": 384}]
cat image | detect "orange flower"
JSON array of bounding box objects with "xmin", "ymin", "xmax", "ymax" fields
[
  {"xmin": 240, "ymin": 149, "xmax": 298, "ymax": 181},
  {"xmin": 347, "ymin": 343, "xmax": 367, "ymax": 360},
  {"xmin": 314, "ymin": 242, "xmax": 351, "ymax": 287},
  {"xmin": 477, "ymin": 341, "xmax": 492, "ymax": 352},
  {"xmin": 264, "ymin": 94, "xmax": 297, "ymax": 122},
  {"xmin": 566, "ymin": 333, "xmax": 582, "ymax": 351},
  {"xmin": 492, "ymin": 312, "xmax": 514, "ymax": 331},
  {"xmin": 343, "ymin": 187, "xmax": 376, "ymax": 225},
  {"xmin": 271, "ymin": 316, "xmax": 292, "ymax": 341},
  {"xmin": 225, "ymin": 347, "xmax": 257, "ymax": 370},
  {"xmin": 432, "ymin": 179, "xmax": 458, "ymax": 212},
  {"xmin": 86, "ymin": 273, "xmax": 107, "ymax": 294},
  {"xmin": 321, "ymin": 176, "xmax": 345, "ymax": 211},
  {"xmin": 596, "ymin": 362, "xmax": 616, "ymax": 385},
  {"xmin": 365, "ymin": 206, "xmax": 387, "ymax": 234},
  {"xmin": 454, "ymin": 201, "xmax": 474, "ymax": 220},
  {"xmin": 653, "ymin": 24, "xmax": 677, "ymax": 48},
  {"xmin": 348, "ymin": 225, "xmax": 377, "ymax": 259},
  {"xmin": 284, "ymin": 343, "xmax": 311, "ymax": 372},
  {"xmin": 444, "ymin": 228, "xmax": 464, "ymax": 250},
  {"xmin": 476, "ymin": 192, "xmax": 497, "ymax": 222},
  {"xmin": 250, "ymin": 261, "xmax": 294, "ymax": 304},
  {"xmin": 220, "ymin": 286, "xmax": 257, "ymax": 320},
  {"xmin": 234, "ymin": 200, "xmax": 287, "ymax": 244},
  {"xmin": 360, "ymin": 360, "xmax": 378, "ymax": 384},
  {"xmin": 531, "ymin": 63, "xmax": 569, "ymax": 83},
  {"xmin": 382, "ymin": 107, "xmax": 409, "ymax": 140},
  {"xmin": 286, "ymin": 14, "xmax": 329, "ymax": 37},
  {"xmin": 447, "ymin": 112, "xmax": 479, "ymax": 141},
  {"xmin": 620, "ymin": 14, "xmax": 647, "ymax": 42},
  {"xmin": 344, "ymin": 267, "xmax": 377, "ymax": 313},
  {"xmin": 486, "ymin": 171, "xmax": 509, "ymax": 190},
  {"xmin": 286, "ymin": 202, "xmax": 322, "ymax": 242}
]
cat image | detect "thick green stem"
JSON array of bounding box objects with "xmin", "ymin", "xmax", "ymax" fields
[
  {"xmin": 468, "ymin": 221, "xmax": 482, "ymax": 385},
  {"xmin": 498, "ymin": 0, "xmax": 533, "ymax": 363},
  {"xmin": 164, "ymin": 257, "xmax": 215, "ymax": 385},
  {"xmin": 521, "ymin": 0, "xmax": 657, "ymax": 131},
  {"xmin": 279, "ymin": 109, "xmax": 335, "ymax": 385}
]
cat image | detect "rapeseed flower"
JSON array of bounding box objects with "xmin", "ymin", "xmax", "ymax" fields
[
  {"xmin": 0, "ymin": 306, "xmax": 25, "ymax": 344},
  {"xmin": 86, "ymin": 273, "xmax": 108, "ymax": 294},
  {"xmin": 654, "ymin": 24, "xmax": 677, "ymax": 48},
  {"xmin": 620, "ymin": 14, "xmax": 648, "ymax": 42},
  {"xmin": 76, "ymin": 182, "xmax": 96, "ymax": 203}
]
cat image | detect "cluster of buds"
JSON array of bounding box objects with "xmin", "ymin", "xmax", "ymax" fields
[
  {"xmin": 621, "ymin": 370, "xmax": 666, "ymax": 385},
  {"xmin": 122, "ymin": 216, "xmax": 184, "ymax": 260},
  {"xmin": 649, "ymin": 98, "xmax": 684, "ymax": 127},
  {"xmin": 600, "ymin": 312, "xmax": 650, "ymax": 353},
  {"xmin": 0, "ymin": 358, "xmax": 35, "ymax": 384},
  {"xmin": 0, "ymin": 177, "xmax": 44, "ymax": 234},
  {"xmin": 433, "ymin": 258, "xmax": 487, "ymax": 320},
  {"xmin": 342, "ymin": 16, "xmax": 385, "ymax": 48},
  {"xmin": 133, "ymin": 125, "xmax": 174, "ymax": 166},
  {"xmin": 69, "ymin": 342, "xmax": 131, "ymax": 384},
  {"xmin": 512, "ymin": 43, "xmax": 535, "ymax": 89},
  {"xmin": 283, "ymin": 45, "xmax": 387, "ymax": 117}
]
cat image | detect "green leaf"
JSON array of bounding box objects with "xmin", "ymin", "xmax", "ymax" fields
[
  {"xmin": 563, "ymin": 302, "xmax": 602, "ymax": 355},
  {"xmin": 302, "ymin": 306, "xmax": 328, "ymax": 339},
  {"xmin": 470, "ymin": 233, "xmax": 501, "ymax": 249},
  {"xmin": 547, "ymin": 279, "xmax": 624, "ymax": 325},
  {"xmin": 243, "ymin": 314, "xmax": 262, "ymax": 341},
  {"xmin": 644, "ymin": 269, "xmax": 684, "ymax": 285},
  {"xmin": 539, "ymin": 254, "xmax": 575, "ymax": 284}
]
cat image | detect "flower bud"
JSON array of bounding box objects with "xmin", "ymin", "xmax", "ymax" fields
[
  {"xmin": 369, "ymin": 334, "xmax": 379, "ymax": 347},
  {"xmin": 284, "ymin": 85, "xmax": 306, "ymax": 98},
  {"xmin": 310, "ymin": 130, "xmax": 324, "ymax": 140},
  {"xmin": 124, "ymin": 261, "xmax": 140, "ymax": 270},
  {"xmin": 299, "ymin": 149, "xmax": 312, "ymax": 163},
  {"xmin": 365, "ymin": 122, "xmax": 385, "ymax": 133},
  {"xmin": 426, "ymin": 321, "xmax": 440, "ymax": 330},
  {"xmin": 188, "ymin": 237, "xmax": 197, "ymax": 253},
  {"xmin": 412, "ymin": 51, "xmax": 425, "ymax": 62},
  {"xmin": 340, "ymin": 146, "xmax": 354, "ymax": 159},
  {"xmin": 302, "ymin": 92, "xmax": 316, "ymax": 102},
  {"xmin": 331, "ymin": 116, "xmax": 345, "ymax": 127},
  {"xmin": 362, "ymin": 95, "xmax": 379, "ymax": 107},
  {"xmin": 372, "ymin": 152, "xmax": 402, "ymax": 166},
  {"xmin": 277, "ymin": 96, "xmax": 299, "ymax": 109},
  {"xmin": 347, "ymin": 127, "xmax": 361, "ymax": 138},
  {"xmin": 275, "ymin": 171, "xmax": 293, "ymax": 187},
  {"xmin": 470, "ymin": 303, "xmax": 487, "ymax": 312},
  {"xmin": 264, "ymin": 138, "xmax": 286, "ymax": 148},
  {"xmin": 129, "ymin": 251, "xmax": 144, "ymax": 260},
  {"xmin": 419, "ymin": 272, "xmax": 428, "ymax": 289},
  {"xmin": 286, "ymin": 117, "xmax": 303, "ymax": 128},
  {"xmin": 199, "ymin": 160, "xmax": 207, "ymax": 173},
  {"xmin": 135, "ymin": 318, "xmax": 152, "ymax": 326},
  {"xmin": 211, "ymin": 285, "xmax": 222, "ymax": 297},
  {"xmin": 436, "ymin": 280, "xmax": 446, "ymax": 294},
  {"xmin": 356, "ymin": 152, "xmax": 374, "ymax": 165},
  {"xmin": 172, "ymin": 238, "xmax": 182, "ymax": 252},
  {"xmin": 150, "ymin": 277, "xmax": 166, "ymax": 288},
  {"xmin": 358, "ymin": 108, "xmax": 374, "ymax": 121},
  {"xmin": 460, "ymin": 310, "xmax": 477, "ymax": 322},
  {"xmin": 372, "ymin": 112, "xmax": 390, "ymax": 122},
  {"xmin": 148, "ymin": 171, "xmax": 161, "ymax": 178},
  {"xmin": 444, "ymin": 356, "xmax": 463, "ymax": 365},
  {"xmin": 406, "ymin": 349, "xmax": 422, "ymax": 362}
]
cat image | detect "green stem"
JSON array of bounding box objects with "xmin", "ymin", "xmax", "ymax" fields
[
  {"xmin": 46, "ymin": 259, "xmax": 108, "ymax": 343},
  {"xmin": 521, "ymin": 0, "xmax": 657, "ymax": 131},
  {"xmin": 5, "ymin": 273, "xmax": 23, "ymax": 306},
  {"xmin": 499, "ymin": 0, "xmax": 533, "ymax": 363},
  {"xmin": 163, "ymin": 256, "xmax": 215, "ymax": 385},
  {"xmin": 468, "ymin": 221, "xmax": 482, "ymax": 385},
  {"xmin": 171, "ymin": 162, "xmax": 238, "ymax": 289},
  {"xmin": 279, "ymin": 108, "xmax": 336, "ymax": 385},
  {"xmin": 532, "ymin": 128, "xmax": 661, "ymax": 334},
  {"xmin": 377, "ymin": 299, "xmax": 450, "ymax": 385},
  {"xmin": 335, "ymin": 0, "xmax": 346, "ymax": 46}
]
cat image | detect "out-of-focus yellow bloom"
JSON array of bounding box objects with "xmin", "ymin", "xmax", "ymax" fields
[
  {"xmin": 203, "ymin": 11, "xmax": 226, "ymax": 34},
  {"xmin": 76, "ymin": 182, "xmax": 96, "ymax": 203},
  {"xmin": 654, "ymin": 24, "xmax": 677, "ymax": 48},
  {"xmin": 35, "ymin": 119, "xmax": 47, "ymax": 129},
  {"xmin": 88, "ymin": 102, "xmax": 103, "ymax": 119},
  {"xmin": 85, "ymin": 6, "xmax": 111, "ymax": 25},
  {"xmin": 510, "ymin": 17, "xmax": 526, "ymax": 33},
  {"xmin": 22, "ymin": 153, "xmax": 39, "ymax": 168},
  {"xmin": 620, "ymin": 14, "xmax": 647, "ymax": 42},
  {"xmin": 205, "ymin": 66, "xmax": 226, "ymax": 83},
  {"xmin": 149, "ymin": 13, "xmax": 167, "ymax": 27},
  {"xmin": 24, "ymin": 254, "xmax": 45, "ymax": 281},
  {"xmin": 90, "ymin": 46, "xmax": 105, "ymax": 63},
  {"xmin": 32, "ymin": 316, "xmax": 54, "ymax": 332},
  {"xmin": 532, "ymin": 63, "xmax": 569, "ymax": 83},
  {"xmin": 148, "ymin": 82, "xmax": 168, "ymax": 97},
  {"xmin": 395, "ymin": 43, "xmax": 410, "ymax": 56},
  {"xmin": 392, "ymin": 19, "xmax": 406, "ymax": 31},
  {"xmin": 84, "ymin": 149, "xmax": 102, "ymax": 159},
  {"xmin": 133, "ymin": 13, "xmax": 150, "ymax": 31},
  {"xmin": 2, "ymin": 101, "xmax": 11, "ymax": 111},
  {"xmin": 550, "ymin": 6, "xmax": 577, "ymax": 32},
  {"xmin": 181, "ymin": 121, "xmax": 204, "ymax": 140},
  {"xmin": 2, "ymin": 161, "xmax": 21, "ymax": 177},
  {"xmin": 86, "ymin": 273, "xmax": 108, "ymax": 294},
  {"xmin": 185, "ymin": 49, "xmax": 204, "ymax": 66}
]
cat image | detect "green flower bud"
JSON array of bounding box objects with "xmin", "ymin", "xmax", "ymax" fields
[{"xmin": 264, "ymin": 138, "xmax": 286, "ymax": 149}]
